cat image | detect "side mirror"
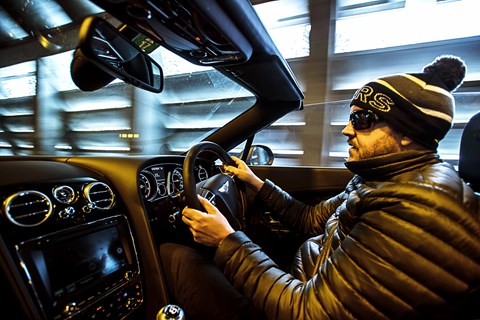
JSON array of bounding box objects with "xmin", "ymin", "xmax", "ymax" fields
[
  {"xmin": 76, "ymin": 16, "xmax": 163, "ymax": 93},
  {"xmin": 241, "ymin": 145, "xmax": 274, "ymax": 165}
]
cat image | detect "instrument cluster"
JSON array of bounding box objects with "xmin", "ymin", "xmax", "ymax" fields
[{"xmin": 139, "ymin": 162, "xmax": 210, "ymax": 202}]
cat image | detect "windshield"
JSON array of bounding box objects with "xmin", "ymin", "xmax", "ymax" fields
[
  {"xmin": 0, "ymin": 9, "xmax": 255, "ymax": 157},
  {"xmin": 0, "ymin": 0, "xmax": 312, "ymax": 158}
]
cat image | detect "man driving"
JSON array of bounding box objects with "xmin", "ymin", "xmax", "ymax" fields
[{"xmin": 160, "ymin": 55, "xmax": 480, "ymax": 320}]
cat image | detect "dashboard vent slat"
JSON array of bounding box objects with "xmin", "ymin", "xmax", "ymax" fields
[
  {"xmin": 3, "ymin": 191, "xmax": 53, "ymax": 227},
  {"xmin": 84, "ymin": 182, "xmax": 115, "ymax": 210}
]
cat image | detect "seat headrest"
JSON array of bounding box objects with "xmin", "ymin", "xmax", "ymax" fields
[{"xmin": 459, "ymin": 111, "xmax": 480, "ymax": 191}]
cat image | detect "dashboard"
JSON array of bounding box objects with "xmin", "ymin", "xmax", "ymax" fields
[
  {"xmin": 137, "ymin": 157, "xmax": 217, "ymax": 245},
  {"xmin": 0, "ymin": 155, "xmax": 218, "ymax": 320}
]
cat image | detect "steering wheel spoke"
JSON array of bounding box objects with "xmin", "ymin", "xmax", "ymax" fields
[{"xmin": 183, "ymin": 141, "xmax": 247, "ymax": 231}]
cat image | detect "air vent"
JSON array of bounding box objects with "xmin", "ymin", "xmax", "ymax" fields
[
  {"xmin": 83, "ymin": 182, "xmax": 115, "ymax": 210},
  {"xmin": 3, "ymin": 191, "xmax": 53, "ymax": 227}
]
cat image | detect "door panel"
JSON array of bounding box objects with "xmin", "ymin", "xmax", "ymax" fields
[
  {"xmin": 251, "ymin": 165, "xmax": 352, "ymax": 201},
  {"xmin": 243, "ymin": 165, "xmax": 353, "ymax": 270}
]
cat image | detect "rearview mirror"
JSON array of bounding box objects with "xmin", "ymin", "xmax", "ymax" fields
[{"xmin": 76, "ymin": 16, "xmax": 163, "ymax": 93}]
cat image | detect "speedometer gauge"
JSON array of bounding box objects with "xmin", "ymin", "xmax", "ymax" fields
[
  {"xmin": 169, "ymin": 167, "xmax": 184, "ymax": 194},
  {"xmin": 139, "ymin": 171, "xmax": 157, "ymax": 201},
  {"xmin": 140, "ymin": 165, "xmax": 168, "ymax": 202}
]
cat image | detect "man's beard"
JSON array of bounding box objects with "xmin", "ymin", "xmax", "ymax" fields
[{"xmin": 349, "ymin": 134, "xmax": 402, "ymax": 161}]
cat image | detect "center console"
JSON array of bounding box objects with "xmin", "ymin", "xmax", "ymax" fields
[
  {"xmin": 0, "ymin": 174, "xmax": 143, "ymax": 320},
  {"xmin": 17, "ymin": 215, "xmax": 142, "ymax": 320}
]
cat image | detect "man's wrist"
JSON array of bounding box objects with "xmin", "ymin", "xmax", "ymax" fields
[
  {"xmin": 250, "ymin": 177, "xmax": 264, "ymax": 193},
  {"xmin": 217, "ymin": 230, "xmax": 234, "ymax": 248}
]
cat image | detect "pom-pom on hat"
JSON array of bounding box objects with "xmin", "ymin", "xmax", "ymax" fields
[{"xmin": 349, "ymin": 55, "xmax": 467, "ymax": 150}]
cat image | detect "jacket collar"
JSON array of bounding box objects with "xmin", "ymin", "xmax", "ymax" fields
[{"xmin": 344, "ymin": 150, "xmax": 441, "ymax": 181}]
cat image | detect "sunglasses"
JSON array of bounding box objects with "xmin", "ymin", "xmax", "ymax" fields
[{"xmin": 349, "ymin": 109, "xmax": 382, "ymax": 131}]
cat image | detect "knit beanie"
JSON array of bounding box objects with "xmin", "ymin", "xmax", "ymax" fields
[{"xmin": 349, "ymin": 55, "xmax": 467, "ymax": 150}]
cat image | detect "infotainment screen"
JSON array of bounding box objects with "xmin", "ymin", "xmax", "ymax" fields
[
  {"xmin": 36, "ymin": 225, "xmax": 127, "ymax": 299},
  {"xmin": 16, "ymin": 215, "xmax": 139, "ymax": 318}
]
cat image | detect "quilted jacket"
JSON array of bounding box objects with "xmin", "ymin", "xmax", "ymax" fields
[{"xmin": 214, "ymin": 150, "xmax": 480, "ymax": 320}]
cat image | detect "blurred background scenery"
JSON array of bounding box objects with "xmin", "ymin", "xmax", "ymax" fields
[{"xmin": 0, "ymin": 0, "xmax": 478, "ymax": 167}]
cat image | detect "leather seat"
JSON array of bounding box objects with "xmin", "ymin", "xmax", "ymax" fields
[{"xmin": 459, "ymin": 111, "xmax": 480, "ymax": 193}]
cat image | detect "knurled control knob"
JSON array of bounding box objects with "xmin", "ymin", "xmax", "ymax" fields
[
  {"xmin": 168, "ymin": 211, "xmax": 180, "ymax": 223},
  {"xmin": 59, "ymin": 206, "xmax": 75, "ymax": 219},
  {"xmin": 63, "ymin": 302, "xmax": 79, "ymax": 316},
  {"xmin": 125, "ymin": 270, "xmax": 134, "ymax": 280}
]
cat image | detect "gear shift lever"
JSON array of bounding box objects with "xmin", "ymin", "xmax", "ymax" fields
[{"xmin": 157, "ymin": 304, "xmax": 185, "ymax": 320}]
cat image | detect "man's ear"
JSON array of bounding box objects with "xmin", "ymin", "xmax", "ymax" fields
[
  {"xmin": 401, "ymin": 135, "xmax": 415, "ymax": 147},
  {"xmin": 401, "ymin": 136, "xmax": 430, "ymax": 150}
]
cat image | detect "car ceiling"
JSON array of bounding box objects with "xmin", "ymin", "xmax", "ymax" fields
[{"xmin": 0, "ymin": 0, "xmax": 270, "ymax": 50}]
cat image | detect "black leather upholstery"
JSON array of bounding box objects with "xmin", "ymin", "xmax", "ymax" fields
[{"xmin": 459, "ymin": 111, "xmax": 480, "ymax": 192}]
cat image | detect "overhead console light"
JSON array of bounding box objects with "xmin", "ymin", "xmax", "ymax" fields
[{"xmin": 89, "ymin": 0, "xmax": 253, "ymax": 66}]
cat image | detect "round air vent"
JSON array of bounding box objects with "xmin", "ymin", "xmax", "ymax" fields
[
  {"xmin": 83, "ymin": 182, "xmax": 115, "ymax": 210},
  {"xmin": 3, "ymin": 191, "xmax": 53, "ymax": 227}
]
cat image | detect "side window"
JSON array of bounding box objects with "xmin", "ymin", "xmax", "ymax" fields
[
  {"xmin": 256, "ymin": 93, "xmax": 480, "ymax": 168},
  {"xmin": 252, "ymin": 0, "xmax": 480, "ymax": 168}
]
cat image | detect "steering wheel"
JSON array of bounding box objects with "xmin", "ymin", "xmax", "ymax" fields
[{"xmin": 183, "ymin": 141, "xmax": 247, "ymax": 231}]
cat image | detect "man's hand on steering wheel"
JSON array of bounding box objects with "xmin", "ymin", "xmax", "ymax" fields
[
  {"xmin": 223, "ymin": 156, "xmax": 265, "ymax": 193},
  {"xmin": 182, "ymin": 195, "xmax": 235, "ymax": 247},
  {"xmin": 183, "ymin": 141, "xmax": 248, "ymax": 233}
]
